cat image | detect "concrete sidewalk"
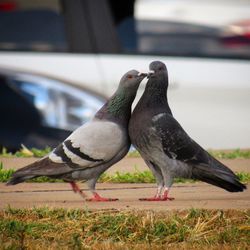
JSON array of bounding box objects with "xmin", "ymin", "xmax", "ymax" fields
[
  {"xmin": 1, "ymin": 157, "xmax": 249, "ymax": 211},
  {"xmin": 1, "ymin": 182, "xmax": 249, "ymax": 210}
]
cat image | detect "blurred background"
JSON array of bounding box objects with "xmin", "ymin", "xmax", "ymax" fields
[{"xmin": 0, "ymin": 0, "xmax": 249, "ymax": 151}]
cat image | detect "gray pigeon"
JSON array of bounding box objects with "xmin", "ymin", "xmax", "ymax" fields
[
  {"xmin": 129, "ymin": 61, "xmax": 246, "ymax": 201},
  {"xmin": 7, "ymin": 70, "xmax": 147, "ymax": 201}
]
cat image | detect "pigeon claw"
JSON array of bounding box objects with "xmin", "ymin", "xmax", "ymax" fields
[
  {"xmin": 161, "ymin": 191, "xmax": 175, "ymax": 201},
  {"xmin": 139, "ymin": 193, "xmax": 175, "ymax": 201},
  {"xmin": 86, "ymin": 192, "xmax": 119, "ymax": 202},
  {"xmin": 139, "ymin": 197, "xmax": 163, "ymax": 201},
  {"xmin": 161, "ymin": 196, "xmax": 175, "ymax": 201}
]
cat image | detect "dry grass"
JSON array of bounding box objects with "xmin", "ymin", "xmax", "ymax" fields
[{"xmin": 0, "ymin": 207, "xmax": 249, "ymax": 249}]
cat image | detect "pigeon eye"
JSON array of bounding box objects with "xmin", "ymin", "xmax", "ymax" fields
[
  {"xmin": 158, "ymin": 67, "xmax": 163, "ymax": 70},
  {"xmin": 127, "ymin": 74, "xmax": 133, "ymax": 79}
]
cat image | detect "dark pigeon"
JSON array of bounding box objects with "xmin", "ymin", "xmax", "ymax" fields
[
  {"xmin": 129, "ymin": 61, "xmax": 246, "ymax": 201},
  {"xmin": 7, "ymin": 70, "xmax": 147, "ymax": 201}
]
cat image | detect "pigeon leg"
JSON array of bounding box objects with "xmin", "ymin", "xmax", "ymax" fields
[
  {"xmin": 70, "ymin": 182, "xmax": 87, "ymax": 199},
  {"xmin": 139, "ymin": 185, "xmax": 164, "ymax": 201},
  {"xmin": 161, "ymin": 187, "xmax": 174, "ymax": 201},
  {"xmin": 139, "ymin": 160, "xmax": 165, "ymax": 201},
  {"xmin": 161, "ymin": 169, "xmax": 174, "ymax": 200},
  {"xmin": 86, "ymin": 192, "xmax": 119, "ymax": 202},
  {"xmin": 86, "ymin": 178, "xmax": 119, "ymax": 202}
]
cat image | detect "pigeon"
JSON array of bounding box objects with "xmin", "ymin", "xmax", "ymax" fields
[
  {"xmin": 129, "ymin": 61, "xmax": 246, "ymax": 201},
  {"xmin": 7, "ymin": 70, "xmax": 147, "ymax": 202}
]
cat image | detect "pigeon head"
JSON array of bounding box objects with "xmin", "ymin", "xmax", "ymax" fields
[
  {"xmin": 119, "ymin": 70, "xmax": 147, "ymax": 92},
  {"xmin": 149, "ymin": 61, "xmax": 168, "ymax": 77},
  {"xmin": 136, "ymin": 60, "xmax": 170, "ymax": 110},
  {"xmin": 96, "ymin": 70, "xmax": 147, "ymax": 123},
  {"xmin": 146, "ymin": 61, "xmax": 169, "ymax": 91}
]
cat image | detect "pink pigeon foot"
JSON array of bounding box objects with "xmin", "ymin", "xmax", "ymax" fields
[
  {"xmin": 161, "ymin": 190, "xmax": 175, "ymax": 201},
  {"xmin": 70, "ymin": 182, "xmax": 87, "ymax": 199},
  {"xmin": 139, "ymin": 196, "xmax": 163, "ymax": 201},
  {"xmin": 139, "ymin": 188, "xmax": 163, "ymax": 201},
  {"xmin": 139, "ymin": 189, "xmax": 175, "ymax": 201},
  {"xmin": 86, "ymin": 192, "xmax": 119, "ymax": 202}
]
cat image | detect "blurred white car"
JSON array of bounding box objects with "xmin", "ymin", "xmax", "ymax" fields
[
  {"xmin": 0, "ymin": 67, "xmax": 105, "ymax": 150},
  {"xmin": 0, "ymin": 0, "xmax": 250, "ymax": 149}
]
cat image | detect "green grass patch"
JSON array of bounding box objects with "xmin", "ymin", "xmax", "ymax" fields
[
  {"xmin": 0, "ymin": 162, "xmax": 15, "ymax": 182},
  {"xmin": 0, "ymin": 163, "xmax": 62, "ymax": 183},
  {"xmin": 235, "ymin": 172, "xmax": 250, "ymax": 183},
  {"xmin": 0, "ymin": 207, "xmax": 249, "ymax": 249},
  {"xmin": 1, "ymin": 147, "xmax": 250, "ymax": 159},
  {"xmin": 1, "ymin": 163, "xmax": 249, "ymax": 184},
  {"xmin": 99, "ymin": 167, "xmax": 155, "ymax": 183},
  {"xmin": 208, "ymin": 148, "xmax": 250, "ymax": 159},
  {"xmin": 0, "ymin": 145, "xmax": 51, "ymax": 158},
  {"xmin": 127, "ymin": 150, "xmax": 141, "ymax": 157},
  {"xmin": 128, "ymin": 148, "xmax": 250, "ymax": 159}
]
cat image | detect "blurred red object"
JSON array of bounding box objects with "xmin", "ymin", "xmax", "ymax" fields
[
  {"xmin": 0, "ymin": 2, "xmax": 17, "ymax": 11},
  {"xmin": 221, "ymin": 20, "xmax": 250, "ymax": 47}
]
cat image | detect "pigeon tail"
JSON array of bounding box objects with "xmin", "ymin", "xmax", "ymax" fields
[
  {"xmin": 6, "ymin": 174, "xmax": 36, "ymax": 185},
  {"xmin": 6, "ymin": 157, "xmax": 72, "ymax": 185},
  {"xmin": 192, "ymin": 164, "xmax": 246, "ymax": 192}
]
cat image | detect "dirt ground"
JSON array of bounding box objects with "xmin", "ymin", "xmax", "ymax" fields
[{"xmin": 0, "ymin": 157, "xmax": 249, "ymax": 210}]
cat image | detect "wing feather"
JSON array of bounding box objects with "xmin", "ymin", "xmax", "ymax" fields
[
  {"xmin": 49, "ymin": 121, "xmax": 126, "ymax": 168},
  {"xmin": 151, "ymin": 113, "xmax": 209, "ymax": 165}
]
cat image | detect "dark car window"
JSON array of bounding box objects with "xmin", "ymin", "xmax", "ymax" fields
[{"xmin": 0, "ymin": 0, "xmax": 67, "ymax": 52}]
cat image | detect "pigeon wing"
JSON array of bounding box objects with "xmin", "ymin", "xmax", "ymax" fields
[
  {"xmin": 49, "ymin": 120, "xmax": 126, "ymax": 169},
  {"xmin": 151, "ymin": 113, "xmax": 208, "ymax": 165},
  {"xmin": 151, "ymin": 113, "xmax": 246, "ymax": 191}
]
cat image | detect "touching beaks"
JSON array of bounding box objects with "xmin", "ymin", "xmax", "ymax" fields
[
  {"xmin": 147, "ymin": 70, "xmax": 155, "ymax": 78},
  {"xmin": 138, "ymin": 70, "xmax": 155, "ymax": 78},
  {"xmin": 138, "ymin": 72, "xmax": 148, "ymax": 78}
]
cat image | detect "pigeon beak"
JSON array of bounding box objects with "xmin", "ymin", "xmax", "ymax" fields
[
  {"xmin": 137, "ymin": 72, "xmax": 148, "ymax": 78},
  {"xmin": 147, "ymin": 70, "xmax": 155, "ymax": 78}
]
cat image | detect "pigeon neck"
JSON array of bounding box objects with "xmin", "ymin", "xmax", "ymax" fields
[
  {"xmin": 137, "ymin": 77, "xmax": 172, "ymax": 115},
  {"xmin": 96, "ymin": 87, "xmax": 135, "ymax": 125}
]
